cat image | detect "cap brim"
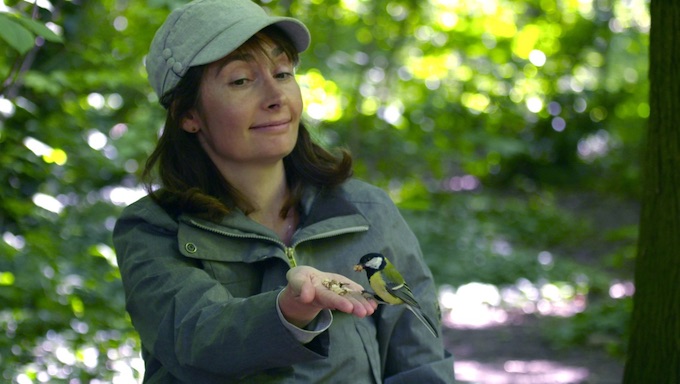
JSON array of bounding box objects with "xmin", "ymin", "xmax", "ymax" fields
[{"xmin": 190, "ymin": 16, "xmax": 310, "ymax": 68}]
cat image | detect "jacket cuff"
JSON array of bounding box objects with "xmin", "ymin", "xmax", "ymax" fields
[{"xmin": 276, "ymin": 289, "xmax": 333, "ymax": 344}]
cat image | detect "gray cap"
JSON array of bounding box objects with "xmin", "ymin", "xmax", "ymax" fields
[{"xmin": 147, "ymin": 0, "xmax": 311, "ymax": 100}]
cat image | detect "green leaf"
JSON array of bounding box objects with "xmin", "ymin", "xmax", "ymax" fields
[
  {"xmin": 14, "ymin": 16, "xmax": 64, "ymax": 43},
  {"xmin": 0, "ymin": 13, "xmax": 35, "ymax": 54}
]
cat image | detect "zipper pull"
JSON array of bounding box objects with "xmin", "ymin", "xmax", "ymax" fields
[{"xmin": 285, "ymin": 247, "xmax": 297, "ymax": 268}]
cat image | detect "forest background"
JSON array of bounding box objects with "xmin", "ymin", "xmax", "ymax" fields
[{"xmin": 0, "ymin": 0, "xmax": 651, "ymax": 382}]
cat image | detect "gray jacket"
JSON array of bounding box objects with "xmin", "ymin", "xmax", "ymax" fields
[{"xmin": 113, "ymin": 179, "xmax": 455, "ymax": 383}]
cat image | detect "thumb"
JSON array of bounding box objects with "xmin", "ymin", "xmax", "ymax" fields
[
  {"xmin": 297, "ymin": 277, "xmax": 316, "ymax": 304},
  {"xmin": 286, "ymin": 267, "xmax": 316, "ymax": 303}
]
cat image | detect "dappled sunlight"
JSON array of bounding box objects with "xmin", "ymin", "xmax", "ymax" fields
[
  {"xmin": 442, "ymin": 278, "xmax": 632, "ymax": 383},
  {"xmin": 455, "ymin": 359, "xmax": 589, "ymax": 384},
  {"xmin": 86, "ymin": 129, "xmax": 108, "ymax": 151},
  {"xmin": 11, "ymin": 331, "xmax": 143, "ymax": 384},
  {"xmin": 23, "ymin": 136, "xmax": 68, "ymax": 166},
  {"xmin": 103, "ymin": 185, "xmax": 147, "ymax": 206},
  {"xmin": 609, "ymin": 280, "xmax": 634, "ymax": 299},
  {"xmin": 0, "ymin": 95, "xmax": 16, "ymax": 117},
  {"xmin": 442, "ymin": 175, "xmax": 481, "ymax": 192},
  {"xmin": 439, "ymin": 279, "xmax": 588, "ymax": 329},
  {"xmin": 577, "ymin": 130, "xmax": 612, "ymax": 162},
  {"xmin": 1, "ymin": 0, "xmax": 650, "ymax": 380},
  {"xmin": 24, "ymin": 184, "xmax": 146, "ymax": 216},
  {"xmin": 2, "ymin": 231, "xmax": 25, "ymax": 250},
  {"xmin": 298, "ymin": 69, "xmax": 343, "ymax": 122},
  {"xmin": 32, "ymin": 192, "xmax": 64, "ymax": 214},
  {"xmin": 440, "ymin": 282, "xmax": 508, "ymax": 328}
]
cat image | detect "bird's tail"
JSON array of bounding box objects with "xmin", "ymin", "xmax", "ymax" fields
[
  {"xmin": 406, "ymin": 305, "xmax": 439, "ymax": 338},
  {"xmin": 363, "ymin": 290, "xmax": 439, "ymax": 337}
]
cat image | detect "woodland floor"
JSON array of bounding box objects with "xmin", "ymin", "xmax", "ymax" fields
[
  {"xmin": 440, "ymin": 192, "xmax": 636, "ymax": 384},
  {"xmin": 443, "ymin": 315, "xmax": 625, "ymax": 384}
]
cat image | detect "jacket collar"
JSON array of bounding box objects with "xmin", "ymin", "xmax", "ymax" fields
[{"xmin": 180, "ymin": 183, "xmax": 370, "ymax": 242}]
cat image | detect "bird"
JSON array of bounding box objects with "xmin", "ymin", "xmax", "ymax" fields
[{"xmin": 354, "ymin": 252, "xmax": 439, "ymax": 337}]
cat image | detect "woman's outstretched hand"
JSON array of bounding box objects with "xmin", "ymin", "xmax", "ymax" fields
[{"xmin": 278, "ymin": 266, "xmax": 377, "ymax": 328}]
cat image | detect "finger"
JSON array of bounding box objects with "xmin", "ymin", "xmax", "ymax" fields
[
  {"xmin": 342, "ymin": 292, "xmax": 374, "ymax": 317},
  {"xmin": 313, "ymin": 275, "xmax": 376, "ymax": 316},
  {"xmin": 358, "ymin": 293, "xmax": 378, "ymax": 314},
  {"xmin": 315, "ymin": 287, "xmax": 354, "ymax": 313}
]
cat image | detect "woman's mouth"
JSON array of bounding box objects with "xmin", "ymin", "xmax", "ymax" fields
[{"xmin": 251, "ymin": 119, "xmax": 291, "ymax": 130}]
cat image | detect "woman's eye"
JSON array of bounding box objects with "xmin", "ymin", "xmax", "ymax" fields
[
  {"xmin": 275, "ymin": 72, "xmax": 293, "ymax": 79},
  {"xmin": 231, "ymin": 78, "xmax": 249, "ymax": 86}
]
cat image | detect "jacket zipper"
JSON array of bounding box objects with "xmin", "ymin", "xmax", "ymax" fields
[
  {"xmin": 187, "ymin": 219, "xmax": 369, "ymax": 268},
  {"xmin": 285, "ymin": 247, "xmax": 297, "ymax": 267}
]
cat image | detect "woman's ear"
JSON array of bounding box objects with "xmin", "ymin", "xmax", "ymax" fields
[{"xmin": 181, "ymin": 109, "xmax": 201, "ymax": 133}]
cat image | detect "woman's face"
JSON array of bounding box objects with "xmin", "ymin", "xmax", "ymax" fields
[{"xmin": 182, "ymin": 36, "xmax": 302, "ymax": 173}]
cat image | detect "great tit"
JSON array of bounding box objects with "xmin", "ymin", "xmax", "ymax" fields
[{"xmin": 354, "ymin": 252, "xmax": 439, "ymax": 337}]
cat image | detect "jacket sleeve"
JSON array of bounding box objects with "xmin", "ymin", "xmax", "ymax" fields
[
  {"xmin": 369, "ymin": 193, "xmax": 456, "ymax": 383},
  {"xmin": 112, "ymin": 201, "xmax": 328, "ymax": 381}
]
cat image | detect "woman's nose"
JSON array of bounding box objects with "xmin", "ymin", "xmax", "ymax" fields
[{"xmin": 262, "ymin": 77, "xmax": 285, "ymax": 110}]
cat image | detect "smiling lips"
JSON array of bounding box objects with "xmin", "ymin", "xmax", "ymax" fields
[{"xmin": 251, "ymin": 119, "xmax": 291, "ymax": 130}]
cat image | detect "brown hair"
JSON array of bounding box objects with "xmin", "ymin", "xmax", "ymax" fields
[{"xmin": 143, "ymin": 26, "xmax": 352, "ymax": 222}]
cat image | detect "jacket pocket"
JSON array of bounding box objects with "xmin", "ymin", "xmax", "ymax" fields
[
  {"xmin": 177, "ymin": 224, "xmax": 269, "ymax": 297},
  {"xmin": 199, "ymin": 260, "xmax": 263, "ymax": 298}
]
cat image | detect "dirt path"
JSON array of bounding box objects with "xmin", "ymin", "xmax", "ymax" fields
[{"xmin": 443, "ymin": 315, "xmax": 624, "ymax": 384}]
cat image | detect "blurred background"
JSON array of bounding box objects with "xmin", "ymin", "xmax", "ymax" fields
[{"xmin": 0, "ymin": 0, "xmax": 648, "ymax": 382}]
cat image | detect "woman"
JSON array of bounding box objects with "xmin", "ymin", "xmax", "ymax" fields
[{"xmin": 113, "ymin": 0, "xmax": 455, "ymax": 382}]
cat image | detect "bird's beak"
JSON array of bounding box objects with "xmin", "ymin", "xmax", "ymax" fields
[{"xmin": 353, "ymin": 264, "xmax": 364, "ymax": 272}]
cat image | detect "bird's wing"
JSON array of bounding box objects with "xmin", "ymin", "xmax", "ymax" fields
[
  {"xmin": 385, "ymin": 281, "xmax": 421, "ymax": 308},
  {"xmin": 381, "ymin": 260, "xmax": 422, "ymax": 307}
]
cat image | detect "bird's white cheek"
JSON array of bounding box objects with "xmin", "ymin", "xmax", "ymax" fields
[{"xmin": 365, "ymin": 258, "xmax": 383, "ymax": 270}]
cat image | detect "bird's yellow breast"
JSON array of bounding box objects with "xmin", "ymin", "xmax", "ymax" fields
[{"xmin": 369, "ymin": 273, "xmax": 403, "ymax": 305}]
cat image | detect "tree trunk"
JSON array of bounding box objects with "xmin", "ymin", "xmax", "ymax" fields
[{"xmin": 623, "ymin": 1, "xmax": 680, "ymax": 383}]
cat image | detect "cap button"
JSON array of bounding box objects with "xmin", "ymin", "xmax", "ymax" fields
[
  {"xmin": 162, "ymin": 48, "xmax": 172, "ymax": 59},
  {"xmin": 173, "ymin": 62, "xmax": 183, "ymax": 73}
]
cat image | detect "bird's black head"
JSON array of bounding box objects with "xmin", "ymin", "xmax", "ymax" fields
[{"xmin": 357, "ymin": 253, "xmax": 386, "ymax": 272}]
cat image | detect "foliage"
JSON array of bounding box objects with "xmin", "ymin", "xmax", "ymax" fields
[
  {"xmin": 540, "ymin": 297, "xmax": 632, "ymax": 358},
  {"xmin": 0, "ymin": 0, "xmax": 648, "ymax": 381},
  {"xmin": 402, "ymin": 189, "xmax": 635, "ymax": 356},
  {"xmin": 404, "ymin": 190, "xmax": 592, "ymax": 286}
]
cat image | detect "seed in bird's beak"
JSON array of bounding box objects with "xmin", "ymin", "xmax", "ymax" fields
[{"xmin": 353, "ymin": 264, "xmax": 364, "ymax": 272}]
